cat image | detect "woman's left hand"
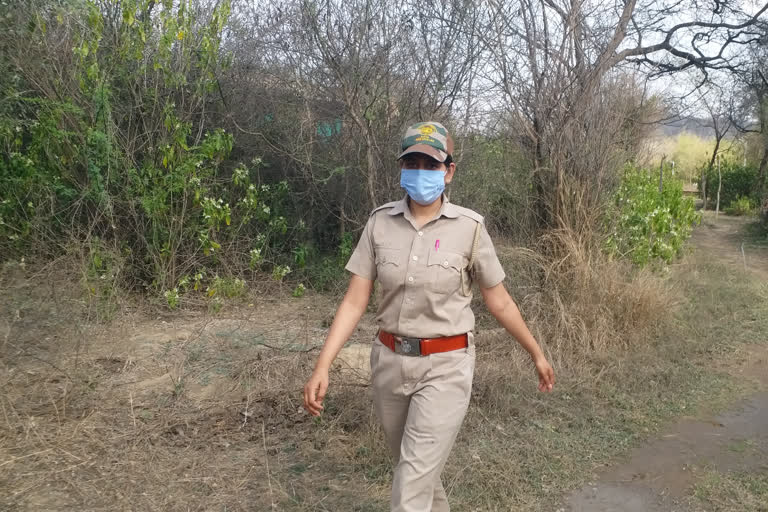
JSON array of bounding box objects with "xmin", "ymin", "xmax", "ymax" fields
[{"xmin": 534, "ymin": 356, "xmax": 555, "ymax": 392}]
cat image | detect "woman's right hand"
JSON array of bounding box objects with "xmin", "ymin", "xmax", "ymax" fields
[
  {"xmin": 302, "ymin": 275, "xmax": 373, "ymax": 416},
  {"xmin": 303, "ymin": 368, "xmax": 329, "ymax": 416}
]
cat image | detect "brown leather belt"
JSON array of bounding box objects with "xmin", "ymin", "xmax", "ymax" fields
[{"xmin": 378, "ymin": 331, "xmax": 468, "ymax": 357}]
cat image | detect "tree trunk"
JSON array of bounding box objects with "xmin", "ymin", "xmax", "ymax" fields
[
  {"xmin": 704, "ymin": 137, "xmax": 722, "ymax": 210},
  {"xmin": 365, "ymin": 132, "xmax": 378, "ymax": 209},
  {"xmin": 531, "ymin": 114, "xmax": 552, "ymax": 230},
  {"xmin": 757, "ymin": 149, "xmax": 768, "ymax": 221},
  {"xmin": 716, "ymin": 154, "xmax": 722, "ymax": 220},
  {"xmin": 757, "ymin": 91, "xmax": 767, "ymax": 222}
]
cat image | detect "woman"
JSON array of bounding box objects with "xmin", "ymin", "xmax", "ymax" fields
[{"xmin": 303, "ymin": 121, "xmax": 555, "ymax": 512}]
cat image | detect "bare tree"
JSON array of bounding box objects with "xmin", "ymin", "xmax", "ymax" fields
[
  {"xmin": 220, "ymin": 0, "xmax": 484, "ymax": 240},
  {"xmin": 697, "ymin": 80, "xmax": 735, "ymax": 209}
]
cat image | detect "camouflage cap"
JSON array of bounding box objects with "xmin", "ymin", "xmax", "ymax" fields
[{"xmin": 398, "ymin": 121, "xmax": 452, "ymax": 162}]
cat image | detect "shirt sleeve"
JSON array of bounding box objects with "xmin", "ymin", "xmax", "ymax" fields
[
  {"xmin": 473, "ymin": 221, "xmax": 506, "ymax": 289},
  {"xmin": 344, "ymin": 215, "xmax": 377, "ymax": 281}
]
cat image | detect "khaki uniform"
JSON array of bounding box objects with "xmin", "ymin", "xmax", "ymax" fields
[{"xmin": 345, "ymin": 195, "xmax": 505, "ymax": 512}]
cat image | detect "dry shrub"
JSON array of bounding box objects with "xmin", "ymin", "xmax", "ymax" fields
[
  {"xmin": 448, "ymin": 225, "xmax": 681, "ymax": 509},
  {"xmin": 501, "ymin": 227, "xmax": 676, "ymax": 358},
  {"xmin": 465, "ymin": 222, "xmax": 677, "ymax": 440}
]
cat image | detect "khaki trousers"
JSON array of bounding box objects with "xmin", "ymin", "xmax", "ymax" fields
[{"xmin": 370, "ymin": 333, "xmax": 475, "ymax": 512}]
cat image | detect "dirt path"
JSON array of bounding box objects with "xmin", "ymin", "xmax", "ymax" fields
[
  {"xmin": 689, "ymin": 214, "xmax": 768, "ymax": 279},
  {"xmin": 562, "ymin": 215, "xmax": 768, "ymax": 512}
]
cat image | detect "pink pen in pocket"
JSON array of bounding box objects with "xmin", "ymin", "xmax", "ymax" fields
[{"xmin": 435, "ymin": 239, "xmax": 440, "ymax": 251}]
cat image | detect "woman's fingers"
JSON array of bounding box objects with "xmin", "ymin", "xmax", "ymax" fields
[
  {"xmin": 303, "ymin": 379, "xmax": 318, "ymax": 415},
  {"xmin": 309, "ymin": 381, "xmax": 323, "ymax": 414},
  {"xmin": 303, "ymin": 372, "xmax": 329, "ymax": 416},
  {"xmin": 316, "ymin": 379, "xmax": 328, "ymax": 407},
  {"xmin": 536, "ymin": 361, "xmax": 555, "ymax": 392}
]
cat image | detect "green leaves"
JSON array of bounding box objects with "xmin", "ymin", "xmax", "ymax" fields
[
  {"xmin": 0, "ymin": 0, "xmax": 303, "ymax": 295},
  {"xmin": 699, "ymin": 161, "xmax": 762, "ymax": 210},
  {"xmin": 606, "ymin": 165, "xmax": 700, "ymax": 266}
]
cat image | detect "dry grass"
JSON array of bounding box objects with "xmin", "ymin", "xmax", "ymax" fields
[
  {"xmin": 2, "ymin": 221, "xmax": 767, "ymax": 511},
  {"xmin": 691, "ymin": 468, "xmax": 768, "ymax": 511},
  {"xmin": 0, "ymin": 255, "xmax": 381, "ymax": 511},
  {"xmin": 508, "ymin": 228, "xmax": 674, "ymax": 355}
]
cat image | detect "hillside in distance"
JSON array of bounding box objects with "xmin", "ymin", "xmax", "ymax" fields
[{"xmin": 657, "ymin": 116, "xmax": 716, "ymax": 138}]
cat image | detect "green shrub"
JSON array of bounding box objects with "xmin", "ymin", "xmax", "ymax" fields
[
  {"xmin": 271, "ymin": 265, "xmax": 292, "ymax": 282},
  {"xmin": 301, "ymin": 232, "xmax": 357, "ymax": 291},
  {"xmin": 698, "ymin": 161, "xmax": 761, "ymax": 210},
  {"xmin": 605, "ymin": 166, "xmax": 700, "ymax": 266},
  {"xmin": 0, "ymin": 99, "xmax": 82, "ymax": 253},
  {"xmin": 78, "ymin": 238, "xmax": 125, "ymax": 320},
  {"xmin": 164, "ymin": 288, "xmax": 180, "ymax": 309},
  {"xmin": 208, "ymin": 276, "xmax": 247, "ymax": 298},
  {"xmin": 303, "ymin": 256, "xmax": 346, "ymax": 291},
  {"xmin": 450, "ymin": 136, "xmax": 531, "ymax": 238},
  {"xmin": 292, "ymin": 283, "xmax": 306, "ymax": 297},
  {"xmin": 0, "ymin": 1, "xmax": 316, "ymax": 297},
  {"xmin": 724, "ymin": 196, "xmax": 755, "ymax": 216}
]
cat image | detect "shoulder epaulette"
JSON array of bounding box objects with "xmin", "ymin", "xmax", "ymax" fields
[
  {"xmin": 450, "ymin": 204, "xmax": 484, "ymax": 224},
  {"xmin": 369, "ymin": 201, "xmax": 399, "ymax": 216}
]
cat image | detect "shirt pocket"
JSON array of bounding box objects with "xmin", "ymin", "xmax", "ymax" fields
[
  {"xmin": 375, "ymin": 247, "xmax": 405, "ymax": 290},
  {"xmin": 427, "ymin": 250, "xmax": 468, "ymax": 294}
]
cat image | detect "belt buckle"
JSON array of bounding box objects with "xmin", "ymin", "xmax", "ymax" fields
[{"xmin": 396, "ymin": 336, "xmax": 422, "ymax": 357}]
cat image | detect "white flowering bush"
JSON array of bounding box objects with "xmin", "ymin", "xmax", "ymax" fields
[
  {"xmin": 605, "ymin": 166, "xmax": 700, "ymax": 266},
  {"xmin": 164, "ymin": 288, "xmax": 180, "ymax": 309},
  {"xmin": 292, "ymin": 283, "xmax": 306, "ymax": 297},
  {"xmin": 207, "ymin": 275, "xmax": 247, "ymax": 298},
  {"xmin": 271, "ymin": 265, "xmax": 291, "ymax": 281}
]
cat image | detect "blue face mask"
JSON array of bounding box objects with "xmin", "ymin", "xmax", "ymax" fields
[{"xmin": 400, "ymin": 169, "xmax": 446, "ymax": 205}]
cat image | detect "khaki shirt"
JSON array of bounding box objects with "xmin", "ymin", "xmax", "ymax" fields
[{"xmin": 345, "ymin": 195, "xmax": 506, "ymax": 338}]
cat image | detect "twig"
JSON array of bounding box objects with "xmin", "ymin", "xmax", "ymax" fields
[
  {"xmin": 255, "ymin": 341, "xmax": 320, "ymax": 353},
  {"xmin": 1, "ymin": 317, "xmax": 12, "ymax": 351},
  {"xmin": 241, "ymin": 383, "xmax": 252, "ymax": 429},
  {"xmin": 130, "ymin": 392, "xmax": 136, "ymax": 428},
  {"xmin": 0, "ymin": 400, "xmax": 13, "ymax": 431},
  {"xmin": 741, "ymin": 242, "xmax": 747, "ymax": 271},
  {"xmin": 0, "ymin": 448, "xmax": 54, "ymax": 468},
  {"xmin": 262, "ymin": 421, "xmax": 276, "ymax": 510}
]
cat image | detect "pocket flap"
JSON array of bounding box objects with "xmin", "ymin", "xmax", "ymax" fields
[
  {"xmin": 375, "ymin": 247, "xmax": 403, "ymax": 266},
  {"xmin": 427, "ymin": 250, "xmax": 466, "ymax": 272}
]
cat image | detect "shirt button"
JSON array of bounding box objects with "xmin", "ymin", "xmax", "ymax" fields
[
  {"xmin": 408, "ymin": 276, "xmax": 414, "ymax": 282},
  {"xmin": 412, "ymin": 255, "xmax": 418, "ymax": 261},
  {"xmin": 442, "ymin": 261, "xmax": 449, "ymax": 268},
  {"xmin": 418, "ymin": 231, "xmax": 423, "ymax": 236}
]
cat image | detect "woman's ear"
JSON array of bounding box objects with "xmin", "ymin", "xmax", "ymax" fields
[{"xmin": 444, "ymin": 162, "xmax": 456, "ymax": 184}]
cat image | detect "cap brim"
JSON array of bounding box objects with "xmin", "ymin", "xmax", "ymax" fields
[{"xmin": 397, "ymin": 144, "xmax": 448, "ymax": 162}]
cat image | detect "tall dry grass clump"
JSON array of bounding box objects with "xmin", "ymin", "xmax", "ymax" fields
[{"xmin": 499, "ymin": 226, "xmax": 676, "ymax": 359}]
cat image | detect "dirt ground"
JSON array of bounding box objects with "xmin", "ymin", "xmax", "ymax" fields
[
  {"xmin": 562, "ymin": 213, "xmax": 768, "ymax": 512},
  {"xmin": 0, "ymin": 267, "xmax": 382, "ymax": 511},
  {"xmin": 688, "ymin": 213, "xmax": 768, "ymax": 279},
  {"xmin": 1, "ymin": 213, "xmax": 766, "ymax": 511}
]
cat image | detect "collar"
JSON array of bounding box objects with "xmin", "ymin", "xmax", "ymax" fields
[{"xmin": 387, "ymin": 193, "xmax": 460, "ymax": 220}]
